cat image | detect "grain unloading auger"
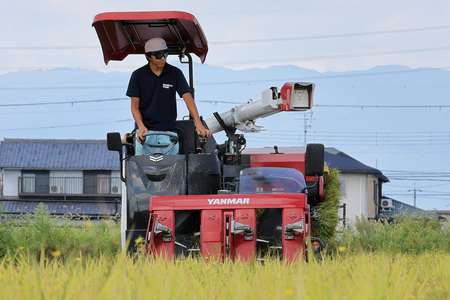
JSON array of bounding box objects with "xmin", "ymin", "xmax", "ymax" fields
[{"xmin": 94, "ymin": 11, "xmax": 326, "ymax": 262}]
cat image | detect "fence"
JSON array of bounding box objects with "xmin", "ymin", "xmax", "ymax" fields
[{"xmin": 18, "ymin": 176, "xmax": 122, "ymax": 196}]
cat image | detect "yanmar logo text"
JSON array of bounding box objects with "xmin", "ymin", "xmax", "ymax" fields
[{"xmin": 207, "ymin": 198, "xmax": 250, "ymax": 205}]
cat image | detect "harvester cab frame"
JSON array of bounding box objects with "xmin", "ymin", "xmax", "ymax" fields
[{"xmin": 95, "ymin": 11, "xmax": 326, "ymax": 262}]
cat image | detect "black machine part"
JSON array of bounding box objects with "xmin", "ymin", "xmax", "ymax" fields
[{"xmin": 304, "ymin": 143, "xmax": 324, "ymax": 177}]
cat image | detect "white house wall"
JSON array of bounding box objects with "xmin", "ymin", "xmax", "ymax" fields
[
  {"xmin": 339, "ymin": 173, "xmax": 369, "ymax": 224},
  {"xmin": 366, "ymin": 174, "xmax": 379, "ymax": 219},
  {"xmin": 1, "ymin": 169, "xmax": 85, "ymax": 197},
  {"xmin": 2, "ymin": 169, "xmax": 21, "ymax": 197}
]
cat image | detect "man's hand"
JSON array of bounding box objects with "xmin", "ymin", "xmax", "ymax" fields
[
  {"xmin": 136, "ymin": 126, "xmax": 148, "ymax": 143},
  {"xmin": 196, "ymin": 123, "xmax": 211, "ymax": 138}
]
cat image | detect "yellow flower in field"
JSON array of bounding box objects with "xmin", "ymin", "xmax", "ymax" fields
[
  {"xmin": 6, "ymin": 258, "xmax": 11, "ymax": 262},
  {"xmin": 76, "ymin": 257, "xmax": 81, "ymax": 261},
  {"xmin": 135, "ymin": 236, "xmax": 144, "ymax": 244},
  {"xmin": 338, "ymin": 246, "xmax": 346, "ymax": 252},
  {"xmin": 86, "ymin": 220, "xmax": 93, "ymax": 228},
  {"xmin": 283, "ymin": 288, "xmax": 294, "ymax": 297},
  {"xmin": 18, "ymin": 246, "xmax": 24, "ymax": 250},
  {"xmin": 51, "ymin": 250, "xmax": 62, "ymax": 257}
]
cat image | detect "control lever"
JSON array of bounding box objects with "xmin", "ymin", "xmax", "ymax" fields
[{"xmin": 196, "ymin": 132, "xmax": 208, "ymax": 154}]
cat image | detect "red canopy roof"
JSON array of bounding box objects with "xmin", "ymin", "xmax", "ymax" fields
[{"xmin": 92, "ymin": 11, "xmax": 208, "ymax": 65}]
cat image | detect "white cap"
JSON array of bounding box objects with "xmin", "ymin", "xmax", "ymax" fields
[{"xmin": 145, "ymin": 38, "xmax": 169, "ymax": 53}]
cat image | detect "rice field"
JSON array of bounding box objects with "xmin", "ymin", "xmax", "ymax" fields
[
  {"xmin": 0, "ymin": 251, "xmax": 449, "ymax": 300},
  {"xmin": 1, "ymin": 204, "xmax": 450, "ymax": 299}
]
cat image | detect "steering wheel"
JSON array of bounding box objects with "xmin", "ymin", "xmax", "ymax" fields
[{"xmin": 140, "ymin": 131, "xmax": 179, "ymax": 155}]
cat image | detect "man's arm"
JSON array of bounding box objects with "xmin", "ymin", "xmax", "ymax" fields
[
  {"xmin": 130, "ymin": 97, "xmax": 147, "ymax": 142},
  {"xmin": 182, "ymin": 92, "xmax": 211, "ymax": 137}
]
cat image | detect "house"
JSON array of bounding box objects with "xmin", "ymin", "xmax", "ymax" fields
[
  {"xmin": 0, "ymin": 139, "xmax": 121, "ymax": 216},
  {"xmin": 324, "ymin": 148, "xmax": 444, "ymax": 224},
  {"xmin": 430, "ymin": 210, "xmax": 450, "ymax": 221},
  {"xmin": 1, "ymin": 139, "xmax": 439, "ymax": 223},
  {"xmin": 378, "ymin": 198, "xmax": 445, "ymax": 221},
  {"xmin": 325, "ymin": 148, "xmax": 389, "ymax": 224}
]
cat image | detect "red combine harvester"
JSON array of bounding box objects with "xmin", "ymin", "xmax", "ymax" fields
[{"xmin": 93, "ymin": 11, "xmax": 326, "ymax": 262}]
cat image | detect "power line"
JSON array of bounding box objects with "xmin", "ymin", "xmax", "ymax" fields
[
  {"xmin": 0, "ymin": 98, "xmax": 129, "ymax": 107},
  {"xmin": 2, "ymin": 96, "xmax": 450, "ymax": 109},
  {"xmin": 202, "ymin": 2, "xmax": 449, "ymax": 14},
  {"xmin": 209, "ymin": 46, "xmax": 450, "ymax": 65},
  {"xmin": 1, "ymin": 25, "xmax": 449, "ymax": 50},
  {"xmin": 210, "ymin": 25, "xmax": 450, "ymax": 45},
  {"xmin": 0, "ymin": 85, "xmax": 125, "ymax": 91},
  {"xmin": 0, "ymin": 98, "xmax": 242, "ymax": 108},
  {"xmin": 0, "ymin": 46, "xmax": 99, "ymax": 50},
  {"xmin": 1, "ymin": 119, "xmax": 134, "ymax": 131},
  {"xmin": 315, "ymin": 104, "xmax": 450, "ymax": 109},
  {"xmin": 2, "ymin": 84, "xmax": 450, "ymax": 91}
]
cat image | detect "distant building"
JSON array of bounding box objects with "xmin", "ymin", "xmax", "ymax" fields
[
  {"xmin": 377, "ymin": 197, "xmax": 444, "ymax": 221},
  {"xmin": 325, "ymin": 148, "xmax": 443, "ymax": 224},
  {"xmin": 0, "ymin": 139, "xmax": 441, "ymax": 222},
  {"xmin": 0, "ymin": 139, "xmax": 121, "ymax": 216},
  {"xmin": 325, "ymin": 148, "xmax": 389, "ymax": 224},
  {"xmin": 430, "ymin": 210, "xmax": 450, "ymax": 221}
]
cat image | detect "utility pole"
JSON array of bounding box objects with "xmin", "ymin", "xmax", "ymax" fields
[
  {"xmin": 302, "ymin": 111, "xmax": 313, "ymax": 146},
  {"xmin": 408, "ymin": 183, "xmax": 422, "ymax": 207}
]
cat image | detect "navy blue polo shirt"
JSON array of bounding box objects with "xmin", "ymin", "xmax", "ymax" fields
[{"xmin": 126, "ymin": 63, "xmax": 191, "ymax": 132}]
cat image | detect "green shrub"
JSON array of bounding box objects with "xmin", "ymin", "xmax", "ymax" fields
[
  {"xmin": 311, "ymin": 168, "xmax": 341, "ymax": 244},
  {"xmin": 0, "ymin": 203, "xmax": 121, "ymax": 261},
  {"xmin": 329, "ymin": 215, "xmax": 450, "ymax": 255}
]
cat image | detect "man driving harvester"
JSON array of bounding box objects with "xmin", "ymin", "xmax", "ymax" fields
[{"xmin": 127, "ymin": 37, "xmax": 211, "ymax": 155}]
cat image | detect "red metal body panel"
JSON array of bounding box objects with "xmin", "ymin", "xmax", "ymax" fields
[
  {"xmin": 201, "ymin": 209, "xmax": 224, "ymax": 261},
  {"xmin": 150, "ymin": 194, "xmax": 306, "ymax": 211},
  {"xmin": 233, "ymin": 209, "xmax": 257, "ymax": 260},
  {"xmin": 280, "ymin": 82, "xmax": 313, "ymax": 111},
  {"xmin": 249, "ymin": 153, "xmax": 306, "ymax": 173},
  {"xmin": 282, "ymin": 207, "xmax": 306, "ymax": 263},
  {"xmin": 147, "ymin": 193, "xmax": 307, "ymax": 263},
  {"xmin": 92, "ymin": 11, "xmax": 208, "ymax": 64},
  {"xmin": 147, "ymin": 210, "xmax": 175, "ymax": 259}
]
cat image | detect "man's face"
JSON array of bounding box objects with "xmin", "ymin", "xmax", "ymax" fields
[{"xmin": 148, "ymin": 51, "xmax": 168, "ymax": 67}]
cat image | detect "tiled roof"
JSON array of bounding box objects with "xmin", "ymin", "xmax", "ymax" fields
[
  {"xmin": 378, "ymin": 198, "xmax": 444, "ymax": 220},
  {"xmin": 1, "ymin": 200, "xmax": 120, "ymax": 216},
  {"xmin": 0, "ymin": 139, "xmax": 120, "ymax": 170},
  {"xmin": 325, "ymin": 148, "xmax": 389, "ymax": 182}
]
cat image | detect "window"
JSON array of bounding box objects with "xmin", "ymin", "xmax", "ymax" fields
[
  {"xmin": 83, "ymin": 171, "xmax": 111, "ymax": 194},
  {"xmin": 238, "ymin": 167, "xmax": 306, "ymax": 194},
  {"xmin": 339, "ymin": 179, "xmax": 346, "ymax": 197},
  {"xmin": 21, "ymin": 171, "xmax": 49, "ymax": 194}
]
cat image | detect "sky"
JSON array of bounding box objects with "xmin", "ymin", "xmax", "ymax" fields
[
  {"xmin": 1, "ymin": 0, "xmax": 450, "ymax": 73},
  {"xmin": 1, "ymin": 0, "xmax": 450, "ymax": 211}
]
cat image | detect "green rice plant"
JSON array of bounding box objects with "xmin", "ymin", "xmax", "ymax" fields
[
  {"xmin": 0, "ymin": 251, "xmax": 449, "ymax": 299},
  {"xmin": 0, "ymin": 209, "xmax": 15, "ymax": 258},
  {"xmin": 311, "ymin": 168, "xmax": 341, "ymax": 244},
  {"xmin": 329, "ymin": 215, "xmax": 450, "ymax": 255},
  {"xmin": 0, "ymin": 203, "xmax": 121, "ymax": 261}
]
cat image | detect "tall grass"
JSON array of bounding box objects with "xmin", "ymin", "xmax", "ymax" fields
[
  {"xmin": 2, "ymin": 202, "xmax": 449, "ymax": 259},
  {"xmin": 329, "ymin": 215, "xmax": 450, "ymax": 255},
  {"xmin": 1, "ymin": 202, "xmax": 450, "ymax": 299},
  {"xmin": 0, "ymin": 252, "xmax": 449, "ymax": 299},
  {"xmin": 0, "ymin": 203, "xmax": 120, "ymax": 261}
]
